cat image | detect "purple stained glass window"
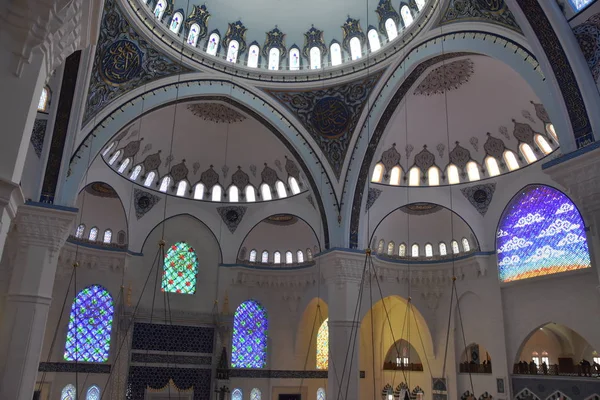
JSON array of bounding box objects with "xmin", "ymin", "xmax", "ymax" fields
[
  {"xmin": 64, "ymin": 285, "xmax": 114, "ymax": 362},
  {"xmin": 496, "ymin": 185, "xmax": 591, "ymax": 282},
  {"xmin": 231, "ymin": 300, "xmax": 268, "ymax": 368}
]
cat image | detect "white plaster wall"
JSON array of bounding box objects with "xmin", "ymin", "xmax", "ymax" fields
[{"xmin": 73, "ymin": 189, "xmax": 128, "ymax": 240}]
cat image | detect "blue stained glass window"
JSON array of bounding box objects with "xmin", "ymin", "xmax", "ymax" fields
[
  {"xmin": 61, "ymin": 384, "xmax": 76, "ymax": 400},
  {"xmin": 231, "ymin": 300, "xmax": 268, "ymax": 368},
  {"xmin": 496, "ymin": 185, "xmax": 591, "ymax": 282},
  {"xmin": 64, "ymin": 285, "xmax": 114, "ymax": 362},
  {"xmin": 251, "ymin": 388, "xmax": 261, "ymax": 400},
  {"xmin": 317, "ymin": 387, "xmax": 326, "ymax": 400},
  {"xmin": 232, "ymin": 389, "xmax": 243, "ymax": 400},
  {"xmin": 86, "ymin": 385, "xmax": 100, "ymax": 400},
  {"xmin": 569, "ymin": 0, "xmax": 593, "ymax": 12}
]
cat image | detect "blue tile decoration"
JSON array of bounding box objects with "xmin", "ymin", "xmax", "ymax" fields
[
  {"xmin": 127, "ymin": 365, "xmax": 211, "ymax": 400},
  {"xmin": 38, "ymin": 362, "xmax": 111, "ymax": 373},
  {"xmin": 131, "ymin": 353, "xmax": 212, "ymax": 366},
  {"xmin": 573, "ymin": 12, "xmax": 600, "ymax": 85},
  {"xmin": 512, "ymin": 376, "xmax": 600, "ymax": 400},
  {"xmin": 264, "ymin": 72, "xmax": 383, "ymax": 180},
  {"xmin": 31, "ymin": 119, "xmax": 47, "ymax": 158},
  {"xmin": 365, "ymin": 188, "xmax": 382, "ymax": 212},
  {"xmin": 438, "ymin": 0, "xmax": 521, "ymax": 33},
  {"xmin": 131, "ymin": 322, "xmax": 214, "ymax": 353},
  {"xmin": 82, "ymin": 0, "xmax": 191, "ymax": 126}
]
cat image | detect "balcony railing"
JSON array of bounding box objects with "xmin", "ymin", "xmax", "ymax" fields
[
  {"xmin": 513, "ymin": 363, "xmax": 600, "ymax": 377},
  {"xmin": 383, "ymin": 362, "xmax": 424, "ymax": 371},
  {"xmin": 459, "ymin": 363, "xmax": 492, "ymax": 374}
]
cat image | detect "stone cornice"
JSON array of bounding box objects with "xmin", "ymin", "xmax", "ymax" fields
[{"xmin": 57, "ymin": 240, "xmax": 127, "ymax": 276}]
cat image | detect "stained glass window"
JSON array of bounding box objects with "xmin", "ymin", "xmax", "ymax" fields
[
  {"xmin": 61, "ymin": 384, "xmax": 76, "ymax": 400},
  {"xmin": 439, "ymin": 242, "xmax": 447, "ymax": 256},
  {"xmin": 154, "ymin": 0, "xmax": 166, "ymax": 19},
  {"xmin": 75, "ymin": 224, "xmax": 85, "ymax": 238},
  {"xmin": 310, "ymin": 47, "xmax": 321, "ymax": 69},
  {"xmin": 249, "ymin": 249, "xmax": 257, "ymax": 262},
  {"xmin": 349, "ymin": 37, "xmax": 362, "ymax": 60},
  {"xmin": 289, "ymin": 48, "xmax": 301, "ymax": 70},
  {"xmin": 188, "ymin": 23, "xmax": 200, "ymax": 46},
  {"xmin": 227, "ymin": 40, "xmax": 240, "ymax": 63},
  {"xmin": 274, "ymin": 251, "xmax": 281, "ymax": 264},
  {"xmin": 207, "ymin": 33, "xmax": 220, "ymax": 56},
  {"xmin": 497, "ymin": 185, "xmax": 591, "ymax": 282},
  {"xmin": 64, "ymin": 285, "xmax": 114, "ymax": 362},
  {"xmin": 268, "ymin": 48, "xmax": 280, "ymax": 70},
  {"xmin": 399, "ymin": 243, "xmax": 406, "ymax": 257},
  {"xmin": 368, "ymin": 29, "xmax": 381, "ymax": 52},
  {"xmin": 316, "ymin": 318, "xmax": 329, "ymax": 369},
  {"xmin": 251, "ymin": 388, "xmax": 261, "ymax": 400},
  {"xmin": 103, "ymin": 229, "xmax": 112, "ymax": 244},
  {"xmin": 232, "ymin": 389, "xmax": 243, "ymax": 400},
  {"xmin": 248, "ymin": 44, "xmax": 260, "ymax": 68},
  {"xmin": 89, "ymin": 227, "xmax": 98, "ymax": 241},
  {"xmin": 261, "ymin": 251, "xmax": 269, "ymax": 263},
  {"xmin": 317, "ymin": 388, "xmax": 326, "ymax": 400},
  {"xmin": 162, "ymin": 242, "xmax": 198, "ymax": 294},
  {"xmin": 231, "ymin": 300, "xmax": 268, "ymax": 368},
  {"xmin": 412, "ymin": 244, "xmax": 419, "ymax": 257},
  {"xmin": 297, "ymin": 250, "xmax": 304, "ymax": 263},
  {"xmin": 401, "ymin": 6, "xmax": 413, "ymax": 27},
  {"xmin": 425, "ymin": 243, "xmax": 433, "ymax": 257},
  {"xmin": 286, "ymin": 251, "xmax": 293, "ymax": 264},
  {"xmin": 330, "ymin": 43, "xmax": 342, "ymax": 66},
  {"xmin": 385, "ymin": 18, "xmax": 397, "ymax": 41},
  {"xmin": 569, "ymin": 0, "xmax": 593, "ymax": 12},
  {"xmin": 86, "ymin": 385, "xmax": 100, "ymax": 400},
  {"xmin": 462, "ymin": 238, "xmax": 470, "ymax": 252},
  {"xmin": 451, "ymin": 240, "xmax": 459, "ymax": 254},
  {"xmin": 38, "ymin": 87, "xmax": 50, "ymax": 112},
  {"xmin": 415, "ymin": 0, "xmax": 426, "ymax": 10},
  {"xmin": 170, "ymin": 12, "xmax": 183, "ymax": 33}
]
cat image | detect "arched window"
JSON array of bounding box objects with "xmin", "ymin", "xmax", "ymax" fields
[
  {"xmin": 86, "ymin": 385, "xmax": 101, "ymax": 400},
  {"xmin": 162, "ymin": 242, "xmax": 198, "ymax": 294},
  {"xmin": 428, "ymin": 166, "xmax": 440, "ymax": 186},
  {"xmin": 159, "ymin": 176, "xmax": 171, "ymax": 192},
  {"xmin": 170, "ymin": 12, "xmax": 183, "ymax": 33},
  {"xmin": 64, "ymin": 285, "xmax": 114, "ymax": 362},
  {"xmin": 368, "ymin": 29, "xmax": 381, "ymax": 52},
  {"xmin": 390, "ymin": 166, "xmax": 401, "ymax": 185},
  {"xmin": 425, "ymin": 243, "xmax": 433, "ymax": 257},
  {"xmin": 268, "ymin": 48, "xmax": 280, "ymax": 70},
  {"xmin": 307, "ymin": 248, "xmax": 313, "ymax": 261},
  {"xmin": 229, "ymin": 186, "xmax": 239, "ymax": 202},
  {"xmin": 310, "ymin": 47, "xmax": 321, "ymax": 69},
  {"xmin": 496, "ymin": 185, "xmax": 590, "ymax": 282},
  {"xmin": 276, "ymin": 181, "xmax": 287, "ymax": 198},
  {"xmin": 520, "ymin": 143, "xmax": 537, "ymax": 163},
  {"xmin": 207, "ymin": 33, "xmax": 220, "ymax": 56},
  {"xmin": 401, "ymin": 5, "xmax": 414, "ymax": 27},
  {"xmin": 211, "ymin": 185, "xmax": 222, "ymax": 202},
  {"xmin": 289, "ymin": 177, "xmax": 301, "ymax": 195},
  {"xmin": 447, "ymin": 164, "xmax": 460, "ymax": 184},
  {"xmin": 176, "ymin": 181, "xmax": 187, "ymax": 196},
  {"xmin": 398, "ymin": 243, "xmax": 406, "ymax": 257},
  {"xmin": 38, "ymin": 86, "xmax": 50, "ymax": 112},
  {"xmin": 462, "ymin": 238, "xmax": 470, "ymax": 252},
  {"xmin": 372, "ymin": 163, "xmax": 384, "ymax": 183},
  {"xmin": 117, "ymin": 230, "xmax": 126, "ymax": 245},
  {"xmin": 89, "ymin": 227, "xmax": 98, "ymax": 241},
  {"xmin": 547, "ymin": 124, "xmax": 558, "ymax": 142},
  {"xmin": 317, "ymin": 387, "xmax": 326, "ymax": 400},
  {"xmin": 330, "ymin": 43, "xmax": 342, "ymax": 66},
  {"xmin": 227, "ymin": 40, "xmax": 240, "ymax": 63},
  {"xmin": 232, "ymin": 389, "xmax": 243, "ymax": 400},
  {"xmin": 187, "ymin": 23, "xmax": 201, "ymax": 46},
  {"xmin": 261, "ymin": 251, "xmax": 269, "ymax": 263},
  {"xmin": 349, "ymin": 37, "xmax": 362, "ymax": 60},
  {"xmin": 378, "ymin": 239, "xmax": 385, "ymax": 254},
  {"xmin": 467, "ymin": 161, "xmax": 480, "ymax": 181},
  {"xmin": 144, "ymin": 171, "xmax": 155, "ymax": 187},
  {"xmin": 297, "ymin": 250, "xmax": 304, "ymax": 263},
  {"xmin": 439, "ymin": 242, "xmax": 447, "ymax": 256},
  {"xmin": 251, "ymin": 388, "xmax": 262, "ymax": 400},
  {"xmin": 118, "ymin": 158, "xmax": 131, "ymax": 174},
  {"xmin": 286, "ymin": 251, "xmax": 293, "ymax": 264},
  {"xmin": 75, "ymin": 224, "xmax": 85, "ymax": 238},
  {"xmin": 486, "ymin": 157, "xmax": 500, "ymax": 177},
  {"xmin": 103, "ymin": 229, "xmax": 112, "ymax": 244},
  {"xmin": 245, "ymin": 185, "xmax": 256, "ymax": 202},
  {"xmin": 411, "ymin": 244, "xmax": 419, "ymax": 257},
  {"xmin": 415, "ymin": 0, "xmax": 426, "ymax": 10},
  {"xmin": 130, "ymin": 165, "xmax": 142, "ymax": 180},
  {"xmin": 385, "ymin": 18, "xmax": 398, "ymax": 41},
  {"xmin": 387, "ymin": 241, "xmax": 395, "ymax": 256},
  {"xmin": 289, "ymin": 48, "xmax": 301, "ymax": 70},
  {"xmin": 274, "ymin": 251, "xmax": 281, "ymax": 264},
  {"xmin": 249, "ymin": 249, "xmax": 257, "ymax": 262},
  {"xmin": 535, "ymin": 134, "xmax": 553, "ymax": 155},
  {"xmin": 153, "ymin": 0, "xmax": 166, "ymax": 19},
  {"xmin": 409, "ymin": 167, "xmax": 420, "ymax": 186},
  {"xmin": 504, "ymin": 150, "xmax": 520, "ymax": 171},
  {"xmin": 451, "ymin": 240, "xmax": 460, "ymax": 254},
  {"xmin": 194, "ymin": 183, "xmax": 205, "ymax": 199},
  {"xmin": 61, "ymin": 384, "xmax": 76, "ymax": 400},
  {"xmin": 248, "ymin": 44, "xmax": 260, "ymax": 68},
  {"xmin": 316, "ymin": 318, "xmax": 329, "ymax": 369},
  {"xmin": 232, "ymin": 300, "xmax": 268, "ymax": 367},
  {"xmin": 102, "ymin": 142, "xmax": 115, "ymax": 157},
  {"xmin": 261, "ymin": 183, "xmax": 272, "ymax": 200},
  {"xmin": 108, "ymin": 150, "xmax": 121, "ymax": 165}
]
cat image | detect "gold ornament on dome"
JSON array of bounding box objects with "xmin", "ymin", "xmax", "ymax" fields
[{"xmin": 186, "ymin": 103, "xmax": 246, "ymax": 124}]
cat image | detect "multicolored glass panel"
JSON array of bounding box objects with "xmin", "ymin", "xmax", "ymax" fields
[
  {"xmin": 232, "ymin": 389, "xmax": 243, "ymax": 400},
  {"xmin": 231, "ymin": 300, "xmax": 268, "ymax": 368},
  {"xmin": 251, "ymin": 388, "xmax": 262, "ymax": 400},
  {"xmin": 162, "ymin": 242, "xmax": 198, "ymax": 294},
  {"xmin": 317, "ymin": 388, "xmax": 326, "ymax": 400},
  {"xmin": 316, "ymin": 318, "xmax": 329, "ymax": 369},
  {"xmin": 61, "ymin": 384, "xmax": 76, "ymax": 400},
  {"xmin": 497, "ymin": 185, "xmax": 591, "ymax": 282},
  {"xmin": 64, "ymin": 285, "xmax": 114, "ymax": 362},
  {"xmin": 86, "ymin": 385, "xmax": 100, "ymax": 400}
]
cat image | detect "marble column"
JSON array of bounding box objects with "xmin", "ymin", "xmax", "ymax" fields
[{"xmin": 0, "ymin": 202, "xmax": 76, "ymax": 400}]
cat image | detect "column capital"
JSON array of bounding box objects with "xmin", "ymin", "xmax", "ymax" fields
[
  {"xmin": 13, "ymin": 202, "xmax": 77, "ymax": 259},
  {"xmin": 0, "ymin": 178, "xmax": 24, "ymax": 219},
  {"xmin": 319, "ymin": 250, "xmax": 367, "ymax": 286}
]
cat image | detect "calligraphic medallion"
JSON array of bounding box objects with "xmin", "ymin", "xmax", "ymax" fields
[
  {"xmin": 310, "ymin": 97, "xmax": 351, "ymax": 139},
  {"xmin": 474, "ymin": 0, "xmax": 506, "ymax": 12},
  {"xmin": 100, "ymin": 40, "xmax": 144, "ymax": 86}
]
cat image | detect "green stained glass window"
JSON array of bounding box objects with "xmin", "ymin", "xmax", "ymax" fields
[{"xmin": 162, "ymin": 242, "xmax": 198, "ymax": 294}]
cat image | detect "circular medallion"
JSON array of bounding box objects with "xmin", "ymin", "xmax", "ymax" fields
[
  {"xmin": 226, "ymin": 210, "xmax": 240, "ymax": 223},
  {"xmin": 137, "ymin": 196, "xmax": 150, "ymax": 210},
  {"xmin": 473, "ymin": 189, "xmax": 488, "ymax": 204},
  {"xmin": 474, "ymin": 0, "xmax": 505, "ymax": 12},
  {"xmin": 310, "ymin": 97, "xmax": 351, "ymax": 139},
  {"xmin": 100, "ymin": 40, "xmax": 144, "ymax": 86}
]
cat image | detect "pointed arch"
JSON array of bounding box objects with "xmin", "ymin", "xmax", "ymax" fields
[
  {"xmin": 207, "ymin": 32, "xmax": 220, "ymax": 56},
  {"xmin": 289, "ymin": 177, "xmax": 301, "ymax": 194},
  {"xmin": 61, "ymin": 384, "xmax": 76, "ymax": 400},
  {"xmin": 75, "ymin": 224, "xmax": 85, "ymax": 238},
  {"xmin": 64, "ymin": 285, "xmax": 114, "ymax": 362},
  {"xmin": 88, "ymin": 227, "xmax": 98, "ymax": 241},
  {"xmin": 286, "ymin": 251, "xmax": 293, "ymax": 264},
  {"xmin": 372, "ymin": 163, "xmax": 384, "ymax": 182},
  {"xmin": 310, "ymin": 47, "xmax": 322, "ymax": 69},
  {"xmin": 385, "ymin": 18, "xmax": 398, "ymax": 41},
  {"xmin": 211, "ymin": 185, "xmax": 222, "ymax": 201},
  {"xmin": 316, "ymin": 318, "xmax": 329, "ymax": 369},
  {"xmin": 297, "ymin": 250, "xmax": 305, "ymax": 263},
  {"xmin": 187, "ymin": 23, "xmax": 201, "ymax": 46},
  {"xmin": 86, "ymin": 385, "xmax": 101, "ymax": 400},
  {"xmin": 398, "ymin": 243, "xmax": 406, "ymax": 257},
  {"xmin": 232, "ymin": 389, "xmax": 243, "ymax": 400},
  {"xmin": 535, "ymin": 134, "xmax": 553, "ymax": 154},
  {"xmin": 276, "ymin": 181, "xmax": 287, "ymax": 198},
  {"xmin": 162, "ymin": 242, "xmax": 198, "ymax": 294},
  {"xmin": 411, "ymin": 243, "xmax": 419, "ymax": 257},
  {"xmin": 467, "ymin": 161, "xmax": 480, "ymax": 181},
  {"xmin": 349, "ymin": 37, "xmax": 362, "ymax": 60},
  {"xmin": 261, "ymin": 183, "xmax": 272, "ymax": 200},
  {"xmin": 425, "ymin": 243, "xmax": 433, "ymax": 257},
  {"xmin": 504, "ymin": 150, "xmax": 520, "ymax": 170},
  {"xmin": 232, "ymin": 300, "xmax": 268, "ymax": 368},
  {"xmin": 176, "ymin": 180, "xmax": 188, "ymax": 196},
  {"xmin": 368, "ymin": 29, "xmax": 381, "ymax": 52},
  {"xmin": 251, "ymin": 388, "xmax": 262, "ymax": 400},
  {"xmin": 317, "ymin": 388, "xmax": 326, "ymax": 400},
  {"xmin": 245, "ymin": 185, "xmax": 256, "ymax": 202},
  {"xmin": 439, "ymin": 242, "xmax": 447, "ymax": 256},
  {"xmin": 268, "ymin": 47, "xmax": 280, "ymax": 70}
]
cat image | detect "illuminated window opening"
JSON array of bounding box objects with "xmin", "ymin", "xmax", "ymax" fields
[
  {"xmin": 387, "ymin": 241, "xmax": 395, "ymax": 256},
  {"xmin": 229, "ymin": 186, "xmax": 239, "ymax": 202},
  {"xmin": 368, "ymin": 29, "xmax": 381, "ymax": 52},
  {"xmin": 425, "ymin": 243, "xmax": 433, "ymax": 257},
  {"xmin": 451, "ymin": 240, "xmax": 459, "ymax": 254},
  {"xmin": 89, "ymin": 227, "xmax": 98, "ymax": 241},
  {"xmin": 439, "ymin": 242, "xmax": 447, "ymax": 256},
  {"xmin": 187, "ymin": 23, "xmax": 200, "ymax": 46},
  {"xmin": 289, "ymin": 177, "xmax": 301, "ymax": 194},
  {"xmin": 274, "ymin": 251, "xmax": 281, "ymax": 264},
  {"xmin": 276, "ymin": 181, "xmax": 287, "ymax": 198},
  {"xmin": 520, "ymin": 143, "xmax": 537, "ymax": 163},
  {"xmin": 108, "ymin": 150, "xmax": 121, "ymax": 165},
  {"xmin": 249, "ymin": 249, "xmax": 257, "ymax": 262},
  {"xmin": 535, "ymin": 134, "xmax": 553, "ymax": 155},
  {"xmin": 411, "ymin": 244, "xmax": 419, "ymax": 257},
  {"xmin": 409, "ymin": 167, "xmax": 420, "ymax": 186},
  {"xmin": 467, "ymin": 161, "xmax": 480, "ymax": 181},
  {"xmin": 194, "ymin": 183, "xmax": 205, "ymax": 199},
  {"xmin": 398, "ymin": 243, "xmax": 406, "ymax": 257},
  {"xmin": 378, "ymin": 239, "xmax": 385, "ymax": 254},
  {"xmin": 372, "ymin": 163, "xmax": 384, "ymax": 183},
  {"xmin": 486, "ymin": 157, "xmax": 500, "ymax": 177},
  {"xmin": 504, "ymin": 150, "xmax": 520, "ymax": 171},
  {"xmin": 462, "ymin": 238, "xmax": 470, "ymax": 252},
  {"xmin": 144, "ymin": 171, "xmax": 155, "ymax": 187},
  {"xmin": 211, "ymin": 185, "xmax": 222, "ymax": 201},
  {"xmin": 261, "ymin": 184, "xmax": 272, "ymax": 200},
  {"xmin": 385, "ymin": 18, "xmax": 398, "ymax": 41},
  {"xmin": 401, "ymin": 6, "xmax": 414, "ymax": 27},
  {"xmin": 176, "ymin": 181, "xmax": 187, "ymax": 196},
  {"xmin": 159, "ymin": 176, "xmax": 171, "ymax": 193},
  {"xmin": 38, "ymin": 87, "xmax": 50, "ymax": 112},
  {"xmin": 245, "ymin": 185, "xmax": 256, "ymax": 202},
  {"xmin": 227, "ymin": 40, "xmax": 239, "ymax": 63},
  {"xmin": 310, "ymin": 47, "xmax": 321, "ymax": 69},
  {"xmin": 350, "ymin": 37, "xmax": 362, "ymax": 60},
  {"xmin": 289, "ymin": 48, "xmax": 300, "ymax": 70},
  {"xmin": 261, "ymin": 251, "xmax": 269, "ymax": 263},
  {"xmin": 447, "ymin": 164, "xmax": 460, "ymax": 184},
  {"xmin": 207, "ymin": 33, "xmax": 220, "ymax": 56},
  {"xmin": 169, "ymin": 12, "xmax": 183, "ymax": 33},
  {"xmin": 297, "ymin": 250, "xmax": 304, "ymax": 263},
  {"xmin": 130, "ymin": 165, "xmax": 142, "ymax": 180},
  {"xmin": 546, "ymin": 124, "xmax": 558, "ymax": 142},
  {"xmin": 286, "ymin": 251, "xmax": 293, "ymax": 264},
  {"xmin": 118, "ymin": 158, "xmax": 130, "ymax": 174},
  {"xmin": 390, "ymin": 166, "xmax": 401, "ymax": 185},
  {"xmin": 103, "ymin": 229, "xmax": 112, "ymax": 244},
  {"xmin": 248, "ymin": 44, "xmax": 260, "ymax": 68},
  {"xmin": 268, "ymin": 48, "xmax": 280, "ymax": 70},
  {"xmin": 428, "ymin": 166, "xmax": 440, "ymax": 186},
  {"xmin": 75, "ymin": 224, "xmax": 85, "ymax": 238},
  {"xmin": 330, "ymin": 43, "xmax": 342, "ymax": 66}
]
